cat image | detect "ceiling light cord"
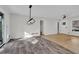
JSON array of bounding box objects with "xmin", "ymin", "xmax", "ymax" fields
[{"xmin": 29, "ymin": 5, "xmax": 32, "ymax": 19}]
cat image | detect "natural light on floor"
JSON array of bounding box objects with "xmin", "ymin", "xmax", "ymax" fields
[{"xmin": 23, "ymin": 32, "xmax": 33, "ymax": 39}]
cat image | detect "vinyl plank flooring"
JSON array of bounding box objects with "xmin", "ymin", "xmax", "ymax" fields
[{"xmin": 44, "ymin": 34, "xmax": 79, "ymax": 53}]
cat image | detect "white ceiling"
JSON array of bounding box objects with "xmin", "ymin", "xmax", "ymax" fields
[{"xmin": 2, "ymin": 5, "xmax": 79, "ymax": 19}]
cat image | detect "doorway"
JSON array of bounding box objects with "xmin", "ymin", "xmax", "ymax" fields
[
  {"xmin": 40, "ymin": 20, "xmax": 44, "ymax": 35},
  {"xmin": 57, "ymin": 22, "xmax": 59, "ymax": 34}
]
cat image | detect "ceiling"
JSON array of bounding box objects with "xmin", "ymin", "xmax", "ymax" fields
[{"xmin": 2, "ymin": 5, "xmax": 79, "ymax": 19}]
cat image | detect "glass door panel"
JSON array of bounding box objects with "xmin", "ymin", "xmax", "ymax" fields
[{"xmin": 0, "ymin": 16, "xmax": 2, "ymax": 44}]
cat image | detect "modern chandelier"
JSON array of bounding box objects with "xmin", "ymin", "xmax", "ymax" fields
[{"xmin": 26, "ymin": 5, "xmax": 36, "ymax": 25}]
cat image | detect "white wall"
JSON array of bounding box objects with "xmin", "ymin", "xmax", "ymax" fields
[
  {"xmin": 43, "ymin": 18, "xmax": 57, "ymax": 35},
  {"xmin": 10, "ymin": 14, "xmax": 57, "ymax": 39},
  {"xmin": 69, "ymin": 17, "xmax": 79, "ymax": 36},
  {"xmin": 59, "ymin": 19, "xmax": 70, "ymax": 34},
  {"xmin": 59, "ymin": 16, "xmax": 79, "ymax": 36},
  {"xmin": 0, "ymin": 6, "xmax": 10, "ymax": 43},
  {"xmin": 10, "ymin": 14, "xmax": 40, "ymax": 39}
]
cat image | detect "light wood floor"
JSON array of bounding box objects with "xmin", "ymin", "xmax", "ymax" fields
[{"xmin": 44, "ymin": 34, "xmax": 79, "ymax": 53}]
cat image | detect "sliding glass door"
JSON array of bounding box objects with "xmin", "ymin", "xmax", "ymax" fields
[
  {"xmin": 0, "ymin": 12, "xmax": 4, "ymax": 45},
  {"xmin": 0, "ymin": 16, "xmax": 2, "ymax": 44}
]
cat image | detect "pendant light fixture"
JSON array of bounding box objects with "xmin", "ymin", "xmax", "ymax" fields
[
  {"xmin": 26, "ymin": 5, "xmax": 36, "ymax": 25},
  {"xmin": 62, "ymin": 14, "xmax": 66, "ymax": 19}
]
